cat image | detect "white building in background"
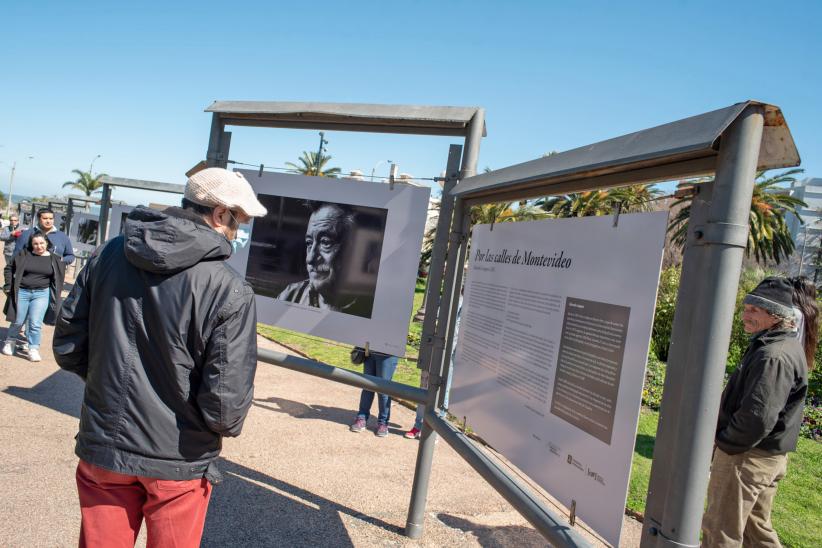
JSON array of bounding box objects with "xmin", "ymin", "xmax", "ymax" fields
[{"xmin": 788, "ymin": 177, "xmax": 822, "ymax": 277}]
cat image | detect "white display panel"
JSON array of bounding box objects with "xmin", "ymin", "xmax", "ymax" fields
[
  {"xmin": 108, "ymin": 205, "xmax": 135, "ymax": 238},
  {"xmin": 227, "ymin": 170, "xmax": 430, "ymax": 356},
  {"xmin": 449, "ymin": 212, "xmax": 668, "ymax": 547},
  {"xmin": 69, "ymin": 212, "xmax": 103, "ymax": 253}
]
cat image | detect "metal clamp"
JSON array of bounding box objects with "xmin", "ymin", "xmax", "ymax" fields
[{"xmin": 692, "ymin": 222, "xmax": 749, "ymax": 248}]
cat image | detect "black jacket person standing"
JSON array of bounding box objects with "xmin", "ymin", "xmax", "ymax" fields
[
  {"xmin": 701, "ymin": 277, "xmax": 817, "ymax": 547},
  {"xmin": 54, "ymin": 168, "xmax": 267, "ymax": 547}
]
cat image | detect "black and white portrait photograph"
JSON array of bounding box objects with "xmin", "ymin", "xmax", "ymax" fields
[
  {"xmin": 228, "ymin": 170, "xmax": 430, "ymax": 355},
  {"xmin": 76, "ymin": 218, "xmax": 99, "ymax": 246},
  {"xmin": 247, "ymin": 196, "xmax": 386, "ymax": 319}
]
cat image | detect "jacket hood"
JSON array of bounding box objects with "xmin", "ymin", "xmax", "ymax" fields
[{"xmin": 123, "ymin": 206, "xmax": 232, "ymax": 274}]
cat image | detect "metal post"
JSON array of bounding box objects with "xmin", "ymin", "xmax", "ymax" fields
[
  {"xmin": 206, "ymin": 114, "xmax": 230, "ymax": 168},
  {"xmin": 405, "ymin": 110, "xmax": 484, "ymax": 539},
  {"xmin": 65, "ymin": 198, "xmax": 75, "ymax": 237},
  {"xmin": 96, "ymin": 183, "xmax": 112, "ymax": 246},
  {"xmin": 641, "ymin": 105, "xmax": 765, "ymax": 547},
  {"xmin": 414, "ymin": 145, "xmax": 463, "ymax": 373},
  {"xmin": 6, "ymin": 161, "xmax": 16, "ymax": 217},
  {"xmin": 316, "ymin": 132, "xmax": 326, "ymax": 176},
  {"xmin": 405, "ymin": 198, "xmax": 469, "ymax": 540},
  {"xmin": 641, "ymin": 180, "xmax": 713, "ymax": 543},
  {"xmin": 437, "ymin": 206, "xmax": 470, "ymax": 411}
]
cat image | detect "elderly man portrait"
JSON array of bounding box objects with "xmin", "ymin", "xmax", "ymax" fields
[{"xmin": 277, "ymin": 201, "xmax": 371, "ymax": 315}]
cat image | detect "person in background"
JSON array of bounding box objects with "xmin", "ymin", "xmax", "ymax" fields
[
  {"xmin": 14, "ymin": 208, "xmax": 75, "ymax": 265},
  {"xmin": 53, "ymin": 167, "xmax": 266, "ymax": 547},
  {"xmin": 405, "ymin": 294, "xmax": 461, "ymax": 439},
  {"xmin": 349, "ymin": 349, "xmax": 399, "ymax": 437},
  {"xmin": 701, "ymin": 276, "xmax": 818, "ymax": 547},
  {"xmin": 2, "ymin": 233, "xmax": 65, "ymax": 362},
  {"xmin": 1, "ymin": 213, "xmax": 24, "ymax": 266}
]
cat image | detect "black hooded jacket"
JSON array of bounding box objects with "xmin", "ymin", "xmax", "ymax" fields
[{"xmin": 53, "ymin": 206, "xmax": 258, "ymax": 481}]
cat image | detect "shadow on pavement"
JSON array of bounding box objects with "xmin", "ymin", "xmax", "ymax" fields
[
  {"xmin": 4, "ymin": 369, "xmax": 84, "ymax": 419},
  {"xmin": 203, "ymin": 458, "xmax": 403, "ymax": 547},
  {"xmin": 436, "ymin": 513, "xmax": 549, "ymax": 548},
  {"xmin": 252, "ymin": 396, "xmax": 403, "ymax": 432},
  {"xmin": 253, "ymin": 396, "xmax": 354, "ymax": 427}
]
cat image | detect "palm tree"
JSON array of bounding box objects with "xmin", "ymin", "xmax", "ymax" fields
[
  {"xmin": 537, "ymin": 184, "xmax": 661, "ymax": 218},
  {"xmin": 607, "ymin": 184, "xmax": 663, "ymax": 213},
  {"xmin": 62, "ymin": 169, "xmax": 107, "ymax": 196},
  {"xmin": 285, "ymin": 151, "xmax": 341, "ymax": 177},
  {"xmin": 668, "ymin": 168, "xmax": 806, "ymax": 265}
]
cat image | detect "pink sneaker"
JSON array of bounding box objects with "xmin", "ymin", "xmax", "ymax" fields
[
  {"xmin": 375, "ymin": 423, "xmax": 389, "ymax": 437},
  {"xmin": 349, "ymin": 417, "xmax": 367, "ymax": 433},
  {"xmin": 404, "ymin": 427, "xmax": 421, "ymax": 439}
]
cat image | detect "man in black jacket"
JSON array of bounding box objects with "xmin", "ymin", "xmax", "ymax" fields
[
  {"xmin": 701, "ymin": 277, "xmax": 809, "ymax": 547},
  {"xmin": 54, "ymin": 167, "xmax": 267, "ymax": 547}
]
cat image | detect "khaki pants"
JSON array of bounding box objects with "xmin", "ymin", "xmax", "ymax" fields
[{"xmin": 701, "ymin": 448, "xmax": 787, "ymax": 547}]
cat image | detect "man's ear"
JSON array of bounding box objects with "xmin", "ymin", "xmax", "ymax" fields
[{"xmin": 211, "ymin": 206, "xmax": 230, "ymax": 229}]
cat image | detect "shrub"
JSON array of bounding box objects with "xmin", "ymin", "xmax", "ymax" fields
[
  {"xmin": 642, "ymin": 352, "xmax": 666, "ymax": 411},
  {"xmin": 800, "ymin": 398, "xmax": 821, "ymax": 440},
  {"xmin": 650, "ymin": 267, "xmax": 680, "ymax": 362}
]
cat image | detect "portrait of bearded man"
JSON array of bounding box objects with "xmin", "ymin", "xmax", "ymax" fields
[{"xmin": 276, "ymin": 202, "xmax": 369, "ymax": 314}]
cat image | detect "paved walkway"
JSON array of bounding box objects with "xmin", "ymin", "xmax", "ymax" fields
[{"xmin": 0, "ymin": 293, "xmax": 642, "ymax": 547}]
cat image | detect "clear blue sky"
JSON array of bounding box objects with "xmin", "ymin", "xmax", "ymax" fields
[{"xmin": 2, "ymin": 1, "xmax": 820, "ymax": 207}]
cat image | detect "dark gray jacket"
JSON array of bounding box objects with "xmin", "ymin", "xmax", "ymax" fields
[
  {"xmin": 53, "ymin": 206, "xmax": 258, "ymax": 481},
  {"xmin": 716, "ymin": 329, "xmax": 808, "ymax": 455}
]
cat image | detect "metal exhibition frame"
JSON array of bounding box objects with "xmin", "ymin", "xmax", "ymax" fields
[
  {"xmin": 95, "ymin": 177, "xmax": 185, "ymax": 245},
  {"xmin": 450, "ymin": 101, "xmax": 799, "ymax": 547},
  {"xmin": 94, "ymin": 100, "xmax": 799, "ymax": 546},
  {"xmin": 200, "ymin": 100, "xmax": 575, "ymax": 541}
]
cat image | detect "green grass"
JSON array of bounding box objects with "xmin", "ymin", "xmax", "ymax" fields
[
  {"xmin": 627, "ymin": 409, "xmax": 822, "ymax": 547},
  {"xmin": 256, "ymin": 279, "xmax": 426, "ymax": 388}
]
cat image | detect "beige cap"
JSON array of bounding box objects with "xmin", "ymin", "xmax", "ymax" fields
[{"xmin": 185, "ymin": 168, "xmax": 267, "ymax": 217}]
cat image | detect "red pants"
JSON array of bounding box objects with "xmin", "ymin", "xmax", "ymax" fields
[{"xmin": 76, "ymin": 460, "xmax": 212, "ymax": 548}]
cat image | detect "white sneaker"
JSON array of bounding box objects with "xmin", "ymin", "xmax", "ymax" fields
[
  {"xmin": 1, "ymin": 342, "xmax": 12, "ymax": 356},
  {"xmin": 29, "ymin": 349, "xmax": 41, "ymax": 362}
]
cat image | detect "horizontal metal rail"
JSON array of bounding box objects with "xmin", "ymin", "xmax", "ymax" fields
[
  {"xmin": 424, "ymin": 410, "xmax": 593, "ymax": 548},
  {"xmin": 257, "ymin": 348, "xmax": 427, "ymax": 404}
]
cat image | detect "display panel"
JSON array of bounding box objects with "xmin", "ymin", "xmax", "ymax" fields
[
  {"xmin": 228, "ymin": 170, "xmax": 430, "ymax": 355},
  {"xmin": 449, "ymin": 212, "xmax": 668, "ymax": 547}
]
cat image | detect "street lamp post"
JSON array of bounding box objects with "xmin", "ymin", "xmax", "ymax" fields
[
  {"xmin": 315, "ymin": 133, "xmax": 327, "ymax": 176},
  {"xmin": 3, "ymin": 156, "xmax": 34, "ymax": 217},
  {"xmin": 89, "ymin": 154, "xmax": 101, "ymax": 175},
  {"xmin": 370, "ymin": 159, "xmax": 393, "ymax": 182}
]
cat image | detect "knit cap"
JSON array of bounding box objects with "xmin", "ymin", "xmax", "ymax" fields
[
  {"xmin": 743, "ymin": 277, "xmax": 795, "ymax": 319},
  {"xmin": 185, "ymin": 168, "xmax": 267, "ymax": 218}
]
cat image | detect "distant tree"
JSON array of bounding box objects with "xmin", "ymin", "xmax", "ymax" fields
[
  {"xmin": 537, "ymin": 184, "xmax": 662, "ymax": 218},
  {"xmin": 285, "ymin": 151, "xmax": 341, "ymax": 177},
  {"xmin": 62, "ymin": 169, "xmax": 107, "ymax": 196},
  {"xmin": 668, "ymin": 168, "xmax": 806, "ymax": 265}
]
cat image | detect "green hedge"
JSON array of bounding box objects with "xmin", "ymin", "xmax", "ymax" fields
[{"xmin": 647, "ymin": 267, "xmax": 822, "ymax": 440}]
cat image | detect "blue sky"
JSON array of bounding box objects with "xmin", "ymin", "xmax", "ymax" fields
[{"xmin": 1, "ymin": 1, "xmax": 820, "ymax": 207}]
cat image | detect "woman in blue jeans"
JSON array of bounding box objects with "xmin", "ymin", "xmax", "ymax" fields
[
  {"xmin": 3, "ymin": 233, "xmax": 65, "ymax": 362},
  {"xmin": 349, "ymin": 351, "xmax": 398, "ymax": 437}
]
